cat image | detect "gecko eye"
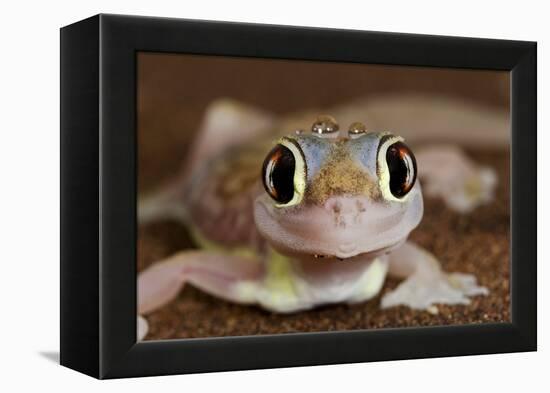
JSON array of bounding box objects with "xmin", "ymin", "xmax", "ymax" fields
[
  {"xmin": 377, "ymin": 136, "xmax": 417, "ymax": 201},
  {"xmin": 262, "ymin": 139, "xmax": 306, "ymax": 207},
  {"xmin": 386, "ymin": 142, "xmax": 417, "ymax": 197}
]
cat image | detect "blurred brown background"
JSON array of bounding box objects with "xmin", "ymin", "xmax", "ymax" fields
[
  {"xmin": 138, "ymin": 53, "xmax": 510, "ymax": 340},
  {"xmin": 138, "ymin": 53, "xmax": 509, "ymax": 192}
]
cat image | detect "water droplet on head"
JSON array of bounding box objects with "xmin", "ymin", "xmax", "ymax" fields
[
  {"xmin": 311, "ymin": 115, "xmax": 339, "ymax": 137},
  {"xmin": 348, "ymin": 122, "xmax": 367, "ymax": 138}
]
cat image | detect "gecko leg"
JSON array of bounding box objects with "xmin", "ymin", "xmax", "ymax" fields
[
  {"xmin": 138, "ymin": 99, "xmax": 274, "ymax": 225},
  {"xmin": 381, "ymin": 242, "xmax": 488, "ymax": 312},
  {"xmin": 137, "ymin": 251, "xmax": 265, "ymax": 339},
  {"xmin": 416, "ymin": 145, "xmax": 497, "ymax": 213}
]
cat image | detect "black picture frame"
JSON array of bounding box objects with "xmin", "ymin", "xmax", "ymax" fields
[{"xmin": 60, "ymin": 13, "xmax": 537, "ymax": 379}]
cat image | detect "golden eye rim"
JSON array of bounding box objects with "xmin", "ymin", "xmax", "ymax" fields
[
  {"xmin": 271, "ymin": 137, "xmax": 307, "ymax": 208},
  {"xmin": 377, "ymin": 134, "xmax": 415, "ymax": 202}
]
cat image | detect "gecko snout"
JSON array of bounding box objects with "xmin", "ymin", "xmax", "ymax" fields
[
  {"xmin": 324, "ymin": 196, "xmax": 368, "ymax": 227},
  {"xmin": 324, "ymin": 196, "xmax": 367, "ymax": 214}
]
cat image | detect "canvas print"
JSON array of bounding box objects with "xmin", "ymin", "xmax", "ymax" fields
[{"xmin": 137, "ymin": 53, "xmax": 510, "ymax": 341}]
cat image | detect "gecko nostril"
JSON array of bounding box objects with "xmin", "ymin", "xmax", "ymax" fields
[
  {"xmin": 324, "ymin": 199, "xmax": 342, "ymax": 214},
  {"xmin": 325, "ymin": 197, "xmax": 368, "ymax": 217}
]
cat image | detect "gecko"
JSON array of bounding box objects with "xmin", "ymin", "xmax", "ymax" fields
[{"xmin": 137, "ymin": 96, "xmax": 503, "ymax": 340}]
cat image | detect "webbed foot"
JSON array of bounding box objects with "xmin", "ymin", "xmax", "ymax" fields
[
  {"xmin": 137, "ymin": 315, "xmax": 149, "ymax": 341},
  {"xmin": 383, "ymin": 242, "xmax": 488, "ymax": 313},
  {"xmin": 381, "ymin": 270, "xmax": 488, "ymax": 312},
  {"xmin": 416, "ymin": 145, "xmax": 497, "ymax": 213}
]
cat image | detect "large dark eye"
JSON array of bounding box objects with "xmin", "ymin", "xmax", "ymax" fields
[
  {"xmin": 262, "ymin": 144, "xmax": 296, "ymax": 204},
  {"xmin": 386, "ymin": 141, "xmax": 417, "ymax": 198}
]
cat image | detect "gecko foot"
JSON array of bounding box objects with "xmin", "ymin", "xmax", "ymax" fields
[
  {"xmin": 381, "ymin": 271, "xmax": 488, "ymax": 312},
  {"xmin": 137, "ymin": 315, "xmax": 149, "ymax": 341},
  {"xmin": 417, "ymin": 146, "xmax": 497, "ymax": 213}
]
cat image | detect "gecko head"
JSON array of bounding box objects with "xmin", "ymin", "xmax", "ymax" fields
[{"xmin": 254, "ymin": 116, "xmax": 423, "ymax": 260}]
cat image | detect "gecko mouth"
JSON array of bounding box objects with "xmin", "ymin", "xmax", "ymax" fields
[
  {"xmin": 310, "ymin": 239, "xmax": 404, "ymax": 261},
  {"xmin": 254, "ymin": 193, "xmax": 422, "ymax": 260},
  {"xmin": 312, "ymin": 242, "xmax": 358, "ymax": 259}
]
